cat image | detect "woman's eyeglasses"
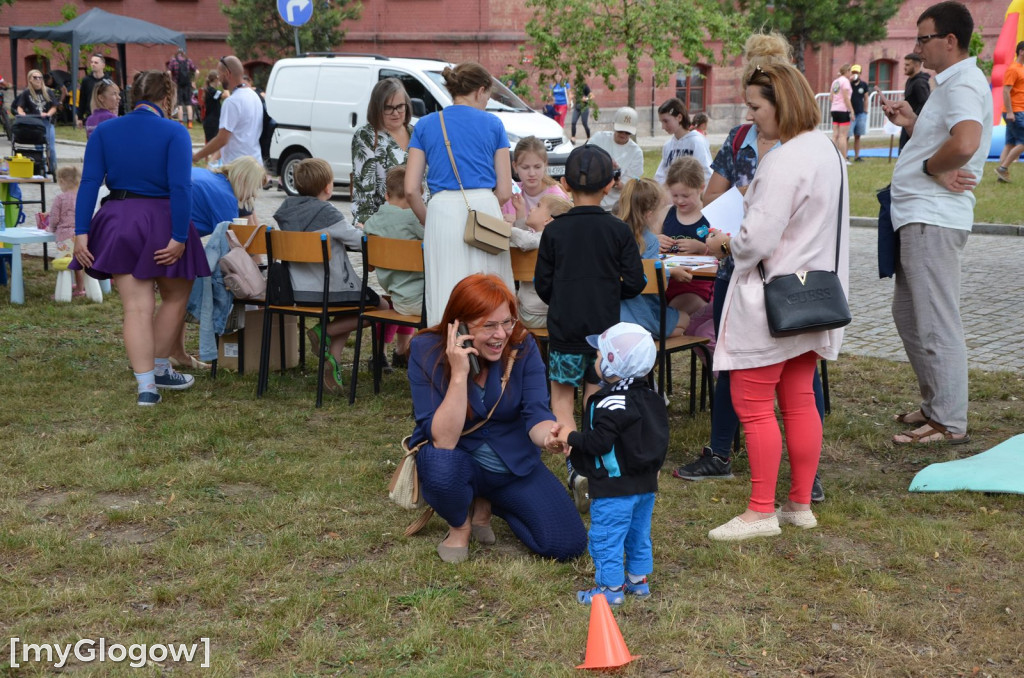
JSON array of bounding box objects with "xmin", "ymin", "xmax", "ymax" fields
[
  {"xmin": 29, "ymin": 75, "xmax": 43, "ymax": 80},
  {"xmin": 474, "ymin": 317, "xmax": 518, "ymax": 334},
  {"xmin": 383, "ymin": 103, "xmax": 408, "ymax": 115}
]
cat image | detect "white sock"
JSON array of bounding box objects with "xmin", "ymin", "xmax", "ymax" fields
[
  {"xmin": 134, "ymin": 370, "xmax": 157, "ymax": 394},
  {"xmin": 627, "ymin": 573, "xmax": 646, "ymax": 584},
  {"xmin": 154, "ymin": 358, "xmax": 170, "ymax": 376}
]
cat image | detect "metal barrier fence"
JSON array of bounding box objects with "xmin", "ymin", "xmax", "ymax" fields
[{"xmin": 815, "ymin": 90, "xmax": 905, "ymax": 132}]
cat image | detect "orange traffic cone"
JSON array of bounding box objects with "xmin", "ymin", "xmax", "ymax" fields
[{"xmin": 576, "ymin": 593, "xmax": 639, "ymax": 670}]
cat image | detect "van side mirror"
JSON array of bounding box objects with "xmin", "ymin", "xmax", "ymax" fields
[{"xmin": 410, "ymin": 98, "xmax": 427, "ymax": 118}]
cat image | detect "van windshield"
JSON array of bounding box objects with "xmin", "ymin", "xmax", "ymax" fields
[{"xmin": 425, "ymin": 71, "xmax": 532, "ymax": 113}]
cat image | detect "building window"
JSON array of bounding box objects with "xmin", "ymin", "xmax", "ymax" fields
[
  {"xmin": 675, "ymin": 65, "xmax": 709, "ymax": 113},
  {"xmin": 869, "ymin": 59, "xmax": 895, "ymax": 92}
]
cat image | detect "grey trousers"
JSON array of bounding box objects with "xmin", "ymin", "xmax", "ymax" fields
[{"xmin": 891, "ymin": 223, "xmax": 969, "ymax": 434}]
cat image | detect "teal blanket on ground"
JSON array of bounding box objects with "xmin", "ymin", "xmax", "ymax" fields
[{"xmin": 909, "ymin": 434, "xmax": 1024, "ymax": 494}]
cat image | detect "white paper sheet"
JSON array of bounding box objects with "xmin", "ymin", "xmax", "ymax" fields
[{"xmin": 701, "ymin": 186, "xmax": 744, "ymax": 236}]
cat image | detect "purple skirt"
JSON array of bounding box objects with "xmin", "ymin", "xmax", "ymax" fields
[{"xmin": 70, "ymin": 198, "xmax": 210, "ymax": 281}]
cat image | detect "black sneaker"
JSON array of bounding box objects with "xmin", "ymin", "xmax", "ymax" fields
[
  {"xmin": 811, "ymin": 474, "xmax": 825, "ymax": 503},
  {"xmin": 672, "ymin": 447, "xmax": 733, "ymax": 480},
  {"xmin": 367, "ymin": 354, "xmax": 393, "ymax": 375}
]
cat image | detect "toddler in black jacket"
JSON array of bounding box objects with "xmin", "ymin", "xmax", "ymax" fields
[{"xmin": 554, "ymin": 322, "xmax": 668, "ymax": 605}]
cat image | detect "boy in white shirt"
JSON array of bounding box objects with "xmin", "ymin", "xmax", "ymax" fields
[{"xmin": 587, "ymin": 107, "xmax": 644, "ymax": 213}]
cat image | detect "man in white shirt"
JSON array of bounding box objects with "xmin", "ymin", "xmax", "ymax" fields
[
  {"xmin": 587, "ymin": 107, "xmax": 644, "ymax": 212},
  {"xmin": 884, "ymin": 0, "xmax": 992, "ymax": 445},
  {"xmin": 193, "ymin": 55, "xmax": 263, "ymax": 165}
]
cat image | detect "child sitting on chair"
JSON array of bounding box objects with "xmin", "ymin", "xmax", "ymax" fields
[
  {"xmin": 363, "ymin": 165, "xmax": 423, "ymax": 367},
  {"xmin": 42, "ymin": 166, "xmax": 84, "ymax": 295},
  {"xmin": 273, "ymin": 158, "xmax": 388, "ymax": 394},
  {"xmin": 553, "ymin": 322, "xmax": 668, "ymax": 606},
  {"xmin": 510, "ymin": 193, "xmax": 572, "ymax": 330}
]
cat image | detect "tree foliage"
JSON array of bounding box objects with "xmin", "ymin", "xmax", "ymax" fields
[
  {"xmin": 222, "ymin": 0, "xmax": 362, "ymax": 65},
  {"xmin": 738, "ymin": 0, "xmax": 903, "ymax": 72},
  {"xmin": 524, "ymin": 0, "xmax": 743, "ymax": 109}
]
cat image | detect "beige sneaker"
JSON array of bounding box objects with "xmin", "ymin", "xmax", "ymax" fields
[
  {"xmin": 708, "ymin": 515, "xmax": 781, "ymax": 541},
  {"xmin": 776, "ymin": 509, "xmax": 817, "ymax": 529}
]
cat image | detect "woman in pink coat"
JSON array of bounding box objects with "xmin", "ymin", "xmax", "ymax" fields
[{"xmin": 703, "ymin": 62, "xmax": 850, "ymax": 542}]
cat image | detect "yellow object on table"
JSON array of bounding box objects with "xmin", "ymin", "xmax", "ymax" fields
[{"xmin": 7, "ymin": 154, "xmax": 34, "ymax": 178}]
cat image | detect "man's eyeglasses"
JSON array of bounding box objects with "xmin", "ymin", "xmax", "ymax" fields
[
  {"xmin": 915, "ymin": 33, "xmax": 949, "ymax": 46},
  {"xmin": 383, "ymin": 103, "xmax": 407, "ymax": 115},
  {"xmin": 473, "ymin": 317, "xmax": 518, "ymax": 334}
]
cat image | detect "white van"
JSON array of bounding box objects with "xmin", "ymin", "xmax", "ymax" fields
[{"xmin": 265, "ymin": 54, "xmax": 573, "ymax": 195}]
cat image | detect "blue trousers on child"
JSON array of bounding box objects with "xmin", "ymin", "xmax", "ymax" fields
[{"xmin": 589, "ymin": 493, "xmax": 656, "ymax": 588}]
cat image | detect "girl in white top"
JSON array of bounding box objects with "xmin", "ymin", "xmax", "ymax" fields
[{"xmin": 653, "ymin": 98, "xmax": 713, "ymax": 185}]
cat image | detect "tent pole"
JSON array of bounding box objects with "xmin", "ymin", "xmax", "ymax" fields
[
  {"xmin": 10, "ymin": 39, "xmax": 18, "ymax": 92},
  {"xmin": 118, "ymin": 43, "xmax": 127, "ymax": 113},
  {"xmin": 70, "ymin": 39, "xmax": 79, "ymax": 124}
]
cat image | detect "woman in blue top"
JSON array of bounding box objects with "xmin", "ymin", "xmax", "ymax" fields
[
  {"xmin": 72, "ymin": 70, "xmax": 210, "ymax": 407},
  {"xmin": 409, "ymin": 274, "xmax": 587, "ymax": 564},
  {"xmin": 405, "ymin": 62, "xmax": 514, "ymax": 326}
]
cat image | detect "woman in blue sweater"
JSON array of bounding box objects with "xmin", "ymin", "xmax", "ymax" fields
[
  {"xmin": 408, "ymin": 274, "xmax": 587, "ymax": 564},
  {"xmin": 72, "ymin": 70, "xmax": 210, "ymax": 406}
]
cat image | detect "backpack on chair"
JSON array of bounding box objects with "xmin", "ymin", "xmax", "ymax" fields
[{"xmin": 219, "ymin": 227, "xmax": 266, "ymax": 300}]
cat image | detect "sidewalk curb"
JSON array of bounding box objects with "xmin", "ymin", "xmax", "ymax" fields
[{"xmin": 851, "ymin": 216, "xmax": 1024, "ymax": 236}]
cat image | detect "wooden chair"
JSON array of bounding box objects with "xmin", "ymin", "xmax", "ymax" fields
[
  {"xmin": 349, "ymin": 235, "xmax": 427, "ymax": 404},
  {"xmin": 508, "ymin": 247, "xmax": 549, "ymax": 356},
  {"xmin": 256, "ymin": 228, "xmax": 360, "ymax": 407},
  {"xmin": 211, "ymin": 222, "xmax": 267, "ymax": 378},
  {"xmin": 644, "ymin": 258, "xmax": 714, "ymax": 416}
]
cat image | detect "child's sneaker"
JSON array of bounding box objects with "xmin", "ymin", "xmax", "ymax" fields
[
  {"xmin": 576, "ymin": 585, "xmax": 624, "ymax": 606},
  {"xmin": 154, "ymin": 368, "xmax": 195, "ymax": 390},
  {"xmin": 624, "ymin": 577, "xmax": 651, "ymax": 598},
  {"xmin": 568, "ymin": 470, "xmax": 590, "ymax": 514},
  {"xmin": 137, "ymin": 391, "xmax": 161, "ymax": 406}
]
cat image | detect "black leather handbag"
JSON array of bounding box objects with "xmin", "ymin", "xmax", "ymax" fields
[{"xmin": 759, "ymin": 145, "xmax": 851, "ymax": 338}]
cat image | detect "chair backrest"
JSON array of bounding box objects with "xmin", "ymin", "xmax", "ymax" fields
[
  {"xmin": 640, "ymin": 258, "xmax": 664, "ymax": 296},
  {"xmin": 230, "ymin": 223, "xmax": 268, "ymax": 255},
  {"xmin": 365, "ymin": 235, "xmax": 424, "ymax": 273},
  {"xmin": 266, "ymin": 229, "xmax": 331, "ymax": 263},
  {"xmin": 509, "ymin": 247, "xmax": 538, "ymax": 283}
]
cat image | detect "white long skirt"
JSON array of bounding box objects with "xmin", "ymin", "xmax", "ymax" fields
[{"xmin": 424, "ymin": 189, "xmax": 513, "ymax": 326}]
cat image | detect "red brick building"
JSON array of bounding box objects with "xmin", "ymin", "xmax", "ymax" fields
[{"xmin": 0, "ymin": 0, "xmax": 1008, "ymax": 134}]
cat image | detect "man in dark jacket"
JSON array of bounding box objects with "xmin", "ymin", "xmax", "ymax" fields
[
  {"xmin": 557, "ymin": 323, "xmax": 667, "ymax": 605},
  {"xmin": 900, "ymin": 53, "xmax": 932, "ymax": 150}
]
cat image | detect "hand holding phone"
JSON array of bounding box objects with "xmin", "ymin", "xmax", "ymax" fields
[{"xmin": 457, "ymin": 322, "xmax": 481, "ymax": 377}]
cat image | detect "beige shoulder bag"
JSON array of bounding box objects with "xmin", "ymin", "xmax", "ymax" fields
[{"xmin": 438, "ymin": 110, "xmax": 511, "ymax": 254}]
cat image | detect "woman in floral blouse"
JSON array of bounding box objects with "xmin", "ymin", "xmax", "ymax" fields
[{"xmin": 350, "ymin": 78, "xmax": 414, "ymax": 225}]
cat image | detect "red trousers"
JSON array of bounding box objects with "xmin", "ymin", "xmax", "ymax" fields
[{"xmin": 730, "ymin": 352, "xmax": 821, "ymax": 512}]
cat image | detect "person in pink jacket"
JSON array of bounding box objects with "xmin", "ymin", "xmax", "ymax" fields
[{"xmin": 703, "ymin": 62, "xmax": 850, "ymax": 542}]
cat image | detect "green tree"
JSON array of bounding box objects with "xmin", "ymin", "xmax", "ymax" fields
[
  {"xmin": 738, "ymin": 0, "xmax": 903, "ymax": 73},
  {"xmin": 970, "ymin": 29, "xmax": 992, "ymax": 78},
  {"xmin": 222, "ymin": 0, "xmax": 362, "ymax": 66},
  {"xmin": 524, "ymin": 0, "xmax": 743, "ymax": 110}
]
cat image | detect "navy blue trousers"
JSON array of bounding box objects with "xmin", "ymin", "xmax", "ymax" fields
[{"xmin": 417, "ymin": 445, "xmax": 587, "ymax": 561}]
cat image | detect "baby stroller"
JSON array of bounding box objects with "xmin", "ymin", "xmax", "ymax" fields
[{"xmin": 11, "ymin": 114, "xmax": 51, "ymax": 178}]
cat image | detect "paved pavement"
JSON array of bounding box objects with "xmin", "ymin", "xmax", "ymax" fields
[{"xmin": 14, "ymin": 139, "xmax": 1023, "ymax": 373}]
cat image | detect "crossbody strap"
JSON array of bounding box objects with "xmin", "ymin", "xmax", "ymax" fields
[
  {"xmin": 462, "ymin": 349, "xmax": 518, "ymax": 435},
  {"xmin": 757, "ymin": 140, "xmax": 845, "ymax": 283},
  {"xmin": 438, "ymin": 110, "xmax": 473, "ymax": 212}
]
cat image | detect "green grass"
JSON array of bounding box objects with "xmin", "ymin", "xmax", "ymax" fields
[
  {"xmin": 643, "ymin": 147, "xmax": 1024, "ymax": 225},
  {"xmin": 2, "ymin": 263, "xmax": 1024, "ymax": 676},
  {"xmin": 55, "ymin": 122, "xmax": 207, "ymax": 146}
]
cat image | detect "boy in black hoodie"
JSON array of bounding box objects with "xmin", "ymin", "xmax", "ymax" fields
[
  {"xmin": 554, "ymin": 322, "xmax": 668, "ymax": 605},
  {"xmin": 536, "ymin": 145, "xmax": 646, "ymax": 512}
]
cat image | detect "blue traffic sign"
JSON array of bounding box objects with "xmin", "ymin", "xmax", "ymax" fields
[{"xmin": 278, "ymin": 0, "xmax": 313, "ymax": 27}]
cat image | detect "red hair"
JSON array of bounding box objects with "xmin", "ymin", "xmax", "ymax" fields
[{"xmin": 423, "ymin": 274, "xmax": 528, "ymax": 382}]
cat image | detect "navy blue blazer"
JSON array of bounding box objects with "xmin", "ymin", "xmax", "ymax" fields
[{"xmin": 408, "ymin": 332, "xmax": 553, "ymax": 477}]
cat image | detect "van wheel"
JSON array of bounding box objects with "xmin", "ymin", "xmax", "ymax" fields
[{"xmin": 280, "ymin": 150, "xmax": 311, "ymax": 196}]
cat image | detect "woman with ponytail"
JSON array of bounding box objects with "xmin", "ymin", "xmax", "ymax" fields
[
  {"xmin": 404, "ymin": 61, "xmax": 514, "ymax": 325},
  {"xmin": 71, "ymin": 70, "xmax": 210, "ymax": 407}
]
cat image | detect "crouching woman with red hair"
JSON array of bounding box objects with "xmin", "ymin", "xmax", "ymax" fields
[{"xmin": 408, "ymin": 274, "xmax": 587, "ymax": 564}]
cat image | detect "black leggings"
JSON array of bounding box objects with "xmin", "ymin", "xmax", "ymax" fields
[{"xmin": 571, "ymin": 106, "xmax": 590, "ymax": 139}]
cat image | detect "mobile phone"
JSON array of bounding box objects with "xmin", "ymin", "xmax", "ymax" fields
[
  {"xmin": 457, "ymin": 322, "xmax": 481, "ymax": 377},
  {"xmin": 876, "ymin": 88, "xmax": 891, "ymax": 108},
  {"xmin": 511, "ymin": 183, "xmax": 522, "ymax": 195}
]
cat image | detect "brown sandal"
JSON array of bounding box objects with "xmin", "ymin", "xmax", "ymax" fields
[
  {"xmin": 893, "ymin": 420, "xmax": 971, "ymax": 445},
  {"xmin": 893, "ymin": 409, "xmax": 927, "ymax": 425}
]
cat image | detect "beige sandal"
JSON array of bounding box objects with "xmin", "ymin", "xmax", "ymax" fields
[{"xmin": 893, "ymin": 420, "xmax": 971, "ymax": 445}]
